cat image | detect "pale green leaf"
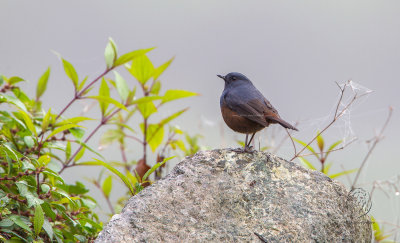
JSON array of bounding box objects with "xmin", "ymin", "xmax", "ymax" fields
[
  {"xmin": 322, "ymin": 162, "xmax": 332, "ymax": 174},
  {"xmin": 10, "ymin": 215, "xmax": 32, "ymax": 233},
  {"xmin": 102, "ymin": 175, "xmax": 112, "ymax": 198},
  {"xmin": 18, "ymin": 109, "xmax": 37, "ymax": 136},
  {"xmin": 159, "ymin": 108, "xmax": 188, "ymax": 125},
  {"xmin": 36, "ymin": 67, "xmax": 50, "ymax": 100},
  {"xmin": 298, "ymin": 157, "xmax": 316, "ymax": 170},
  {"xmin": 150, "ymin": 80, "xmax": 161, "ymax": 95},
  {"xmin": 98, "ymin": 78, "xmax": 110, "ymax": 115},
  {"xmin": 69, "ymin": 127, "xmax": 85, "ymax": 141},
  {"xmin": 293, "ymin": 138, "xmax": 319, "ymax": 158},
  {"xmin": 137, "ymin": 101, "xmax": 157, "ymax": 118},
  {"xmin": 24, "ymin": 136, "xmax": 35, "ymax": 148},
  {"xmin": 114, "ymin": 47, "xmax": 155, "ymax": 66},
  {"xmin": 87, "ymin": 95, "xmax": 128, "ymax": 112},
  {"xmin": 329, "ymin": 168, "xmax": 358, "ymax": 179},
  {"xmin": 55, "ymin": 116, "xmax": 93, "ymax": 127},
  {"xmin": 104, "ymin": 37, "xmax": 118, "ymax": 68},
  {"xmin": 0, "ymin": 94, "xmax": 27, "ymax": 112},
  {"xmin": 78, "ymin": 159, "xmax": 135, "ymax": 195},
  {"xmin": 73, "ymin": 147, "xmax": 86, "ymax": 162},
  {"xmin": 161, "ymin": 90, "xmax": 197, "ymax": 104},
  {"xmin": 114, "ymin": 71, "xmax": 129, "ymax": 102},
  {"xmin": 42, "ymin": 219, "xmax": 53, "ymax": 240},
  {"xmin": 41, "ymin": 108, "xmax": 52, "ymax": 132},
  {"xmin": 45, "ymin": 124, "xmax": 83, "ymax": 140},
  {"xmin": 100, "ymin": 129, "xmax": 124, "ymax": 147},
  {"xmin": 62, "ymin": 58, "xmax": 79, "ymax": 88},
  {"xmin": 153, "ymin": 57, "xmax": 174, "ymax": 80},
  {"xmin": 38, "ymin": 155, "xmax": 51, "ymax": 166},
  {"xmin": 126, "ymin": 54, "xmax": 154, "ymax": 84},
  {"xmin": 8, "ymin": 76, "xmax": 24, "ymax": 84}
]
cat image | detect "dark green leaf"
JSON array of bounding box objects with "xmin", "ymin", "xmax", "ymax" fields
[
  {"xmin": 10, "ymin": 215, "xmax": 32, "ymax": 232},
  {"xmin": 36, "ymin": 67, "xmax": 51, "ymax": 100}
]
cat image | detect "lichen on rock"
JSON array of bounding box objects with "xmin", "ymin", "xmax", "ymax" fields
[{"xmin": 96, "ymin": 149, "xmax": 371, "ymax": 242}]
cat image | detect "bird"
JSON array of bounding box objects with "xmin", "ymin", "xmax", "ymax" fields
[{"xmin": 217, "ymin": 72, "xmax": 298, "ymax": 152}]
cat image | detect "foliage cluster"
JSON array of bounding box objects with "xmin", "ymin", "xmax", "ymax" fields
[{"xmin": 0, "ymin": 39, "xmax": 199, "ymax": 242}]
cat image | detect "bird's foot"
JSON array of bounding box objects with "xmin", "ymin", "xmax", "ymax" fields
[{"xmin": 230, "ymin": 146, "xmax": 255, "ymax": 153}]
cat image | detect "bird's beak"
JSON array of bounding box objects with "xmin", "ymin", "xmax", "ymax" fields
[{"xmin": 217, "ymin": 74, "xmax": 225, "ymax": 80}]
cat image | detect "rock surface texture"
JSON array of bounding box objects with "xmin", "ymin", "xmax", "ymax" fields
[{"xmin": 96, "ymin": 149, "xmax": 371, "ymax": 242}]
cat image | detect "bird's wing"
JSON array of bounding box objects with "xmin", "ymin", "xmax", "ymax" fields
[{"xmin": 223, "ymin": 91, "xmax": 270, "ymax": 127}]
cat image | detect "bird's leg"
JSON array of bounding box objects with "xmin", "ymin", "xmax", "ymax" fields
[
  {"xmin": 244, "ymin": 133, "xmax": 256, "ymax": 153},
  {"xmin": 245, "ymin": 134, "xmax": 249, "ymax": 148}
]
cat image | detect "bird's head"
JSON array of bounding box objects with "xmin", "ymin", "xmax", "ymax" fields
[{"xmin": 217, "ymin": 72, "xmax": 252, "ymax": 89}]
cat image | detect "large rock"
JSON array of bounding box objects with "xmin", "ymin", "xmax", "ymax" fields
[{"xmin": 96, "ymin": 149, "xmax": 371, "ymax": 242}]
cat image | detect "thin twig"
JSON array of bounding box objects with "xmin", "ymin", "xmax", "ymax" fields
[
  {"xmin": 351, "ymin": 106, "xmax": 393, "ymax": 190},
  {"xmin": 285, "ymin": 128, "xmax": 297, "ymax": 156},
  {"xmin": 298, "ymin": 138, "xmax": 357, "ymax": 157}
]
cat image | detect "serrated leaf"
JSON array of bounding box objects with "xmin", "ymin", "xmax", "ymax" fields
[
  {"xmin": 102, "ymin": 175, "xmax": 112, "ymax": 198},
  {"xmin": 87, "ymin": 95, "xmax": 128, "ymax": 112},
  {"xmin": 114, "ymin": 71, "xmax": 129, "ymax": 102},
  {"xmin": 126, "ymin": 54, "xmax": 154, "ymax": 84},
  {"xmin": 137, "ymin": 101, "xmax": 157, "ymax": 118},
  {"xmin": 104, "ymin": 37, "xmax": 118, "ymax": 68},
  {"xmin": 298, "ymin": 157, "xmax": 316, "ymax": 170},
  {"xmin": 41, "ymin": 202, "xmax": 56, "ymax": 221},
  {"xmin": 45, "ymin": 124, "xmax": 82, "ymax": 140},
  {"xmin": 115, "ymin": 47, "xmax": 155, "ymax": 66},
  {"xmin": 10, "ymin": 215, "xmax": 32, "ymax": 233},
  {"xmin": 36, "ymin": 67, "xmax": 50, "ymax": 100},
  {"xmin": 153, "ymin": 57, "xmax": 174, "ymax": 80},
  {"xmin": 34, "ymin": 205, "xmax": 44, "ymax": 236},
  {"xmin": 78, "ymin": 159, "xmax": 135, "ymax": 195},
  {"xmin": 161, "ymin": 90, "xmax": 197, "ymax": 104},
  {"xmin": 62, "ymin": 58, "xmax": 79, "ymax": 89},
  {"xmin": 142, "ymin": 156, "xmax": 174, "ymax": 181}
]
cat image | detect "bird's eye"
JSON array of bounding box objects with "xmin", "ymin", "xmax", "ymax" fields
[{"xmin": 231, "ymin": 76, "xmax": 237, "ymax": 81}]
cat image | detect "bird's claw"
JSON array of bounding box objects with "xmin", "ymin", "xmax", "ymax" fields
[{"xmin": 230, "ymin": 146, "xmax": 255, "ymax": 153}]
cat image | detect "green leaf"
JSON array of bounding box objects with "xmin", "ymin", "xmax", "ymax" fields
[
  {"xmin": 62, "ymin": 58, "xmax": 79, "ymax": 89},
  {"xmin": 24, "ymin": 136, "xmax": 35, "ymax": 148},
  {"xmin": 161, "ymin": 90, "xmax": 197, "ymax": 104},
  {"xmin": 73, "ymin": 147, "xmax": 86, "ymax": 162},
  {"xmin": 147, "ymin": 124, "xmax": 164, "ymax": 152},
  {"xmin": 114, "ymin": 47, "xmax": 155, "ymax": 66},
  {"xmin": 36, "ymin": 67, "xmax": 50, "ymax": 100},
  {"xmin": 16, "ymin": 181, "xmax": 43, "ymax": 207},
  {"xmin": 329, "ymin": 168, "xmax": 358, "ymax": 179},
  {"xmin": 45, "ymin": 124, "xmax": 83, "ymax": 140},
  {"xmin": 18, "ymin": 109, "xmax": 37, "ymax": 136},
  {"xmin": 126, "ymin": 54, "xmax": 154, "ymax": 84},
  {"xmin": 78, "ymin": 159, "xmax": 135, "ymax": 195},
  {"xmin": 100, "ymin": 129, "xmax": 124, "ymax": 147},
  {"xmin": 0, "ymin": 94, "xmax": 28, "ymax": 112},
  {"xmin": 87, "ymin": 95, "xmax": 128, "ymax": 112},
  {"xmin": 153, "ymin": 57, "xmax": 174, "ymax": 80},
  {"xmin": 69, "ymin": 127, "xmax": 85, "ymax": 141},
  {"xmin": 322, "ymin": 162, "xmax": 332, "ymax": 174},
  {"xmin": 104, "ymin": 37, "xmax": 118, "ymax": 68},
  {"xmin": 8, "ymin": 76, "xmax": 24, "ymax": 84},
  {"xmin": 77, "ymin": 76, "xmax": 88, "ymax": 92},
  {"xmin": 137, "ymin": 101, "xmax": 157, "ymax": 118},
  {"xmin": 41, "ymin": 202, "xmax": 56, "ymax": 221},
  {"xmin": 298, "ymin": 157, "xmax": 316, "ymax": 170},
  {"xmin": 293, "ymin": 138, "xmax": 319, "ymax": 159},
  {"xmin": 159, "ymin": 108, "xmax": 188, "ymax": 125},
  {"xmin": 325, "ymin": 139, "xmax": 343, "ymax": 158},
  {"xmin": 55, "ymin": 116, "xmax": 93, "ymax": 127},
  {"xmin": 41, "ymin": 108, "xmax": 52, "ymax": 132},
  {"xmin": 34, "ymin": 205, "xmax": 44, "ymax": 236},
  {"xmin": 129, "ymin": 95, "xmax": 161, "ymax": 105},
  {"xmin": 66, "ymin": 141, "xmax": 71, "ymax": 160},
  {"xmin": 42, "ymin": 168, "xmax": 65, "ymax": 185},
  {"xmin": 114, "ymin": 71, "xmax": 129, "ymax": 102},
  {"xmin": 142, "ymin": 156, "xmax": 174, "ymax": 181},
  {"xmin": 150, "ymin": 80, "xmax": 161, "ymax": 95},
  {"xmin": 98, "ymin": 78, "xmax": 110, "ymax": 115},
  {"xmin": 10, "ymin": 215, "xmax": 32, "ymax": 233},
  {"xmin": 38, "ymin": 155, "xmax": 51, "ymax": 166},
  {"xmin": 42, "ymin": 219, "xmax": 54, "ymax": 240},
  {"xmin": 316, "ymin": 131, "xmax": 324, "ymax": 152},
  {"xmin": 102, "ymin": 175, "xmax": 112, "ymax": 198}
]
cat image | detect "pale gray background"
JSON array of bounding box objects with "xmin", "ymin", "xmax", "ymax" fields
[{"xmin": 1, "ymin": 0, "xmax": 399, "ymax": 233}]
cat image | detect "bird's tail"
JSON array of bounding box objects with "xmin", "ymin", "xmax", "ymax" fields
[{"xmin": 274, "ymin": 117, "xmax": 299, "ymax": 131}]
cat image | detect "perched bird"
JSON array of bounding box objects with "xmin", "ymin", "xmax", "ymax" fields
[{"xmin": 218, "ymin": 72, "xmax": 298, "ymax": 152}]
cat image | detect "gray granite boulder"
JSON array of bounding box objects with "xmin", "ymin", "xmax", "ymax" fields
[{"xmin": 96, "ymin": 149, "xmax": 372, "ymax": 242}]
